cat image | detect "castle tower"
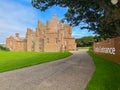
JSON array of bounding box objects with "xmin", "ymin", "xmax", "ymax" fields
[
  {"xmin": 52, "ymin": 14, "xmax": 57, "ymax": 21},
  {"xmin": 15, "ymin": 33, "xmax": 19, "ymax": 38}
]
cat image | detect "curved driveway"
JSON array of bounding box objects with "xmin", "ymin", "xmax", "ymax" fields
[{"xmin": 0, "ymin": 51, "xmax": 95, "ymax": 90}]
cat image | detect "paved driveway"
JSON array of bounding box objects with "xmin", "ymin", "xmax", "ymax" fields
[{"xmin": 0, "ymin": 51, "xmax": 95, "ymax": 90}]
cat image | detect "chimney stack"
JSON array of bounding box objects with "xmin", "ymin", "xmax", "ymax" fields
[
  {"xmin": 16, "ymin": 33, "xmax": 19, "ymax": 38},
  {"xmin": 52, "ymin": 14, "xmax": 57, "ymax": 21}
]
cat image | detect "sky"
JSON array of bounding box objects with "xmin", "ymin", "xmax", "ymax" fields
[{"xmin": 0, "ymin": 0, "xmax": 94, "ymax": 44}]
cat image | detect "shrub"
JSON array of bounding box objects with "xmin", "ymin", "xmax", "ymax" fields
[
  {"xmin": 89, "ymin": 46, "xmax": 93, "ymax": 52},
  {"xmin": 0, "ymin": 45, "xmax": 10, "ymax": 51}
]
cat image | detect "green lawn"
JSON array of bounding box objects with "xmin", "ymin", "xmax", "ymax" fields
[
  {"xmin": 86, "ymin": 51, "xmax": 120, "ymax": 90},
  {"xmin": 77, "ymin": 47, "xmax": 90, "ymax": 51},
  {"xmin": 0, "ymin": 51, "xmax": 72, "ymax": 73}
]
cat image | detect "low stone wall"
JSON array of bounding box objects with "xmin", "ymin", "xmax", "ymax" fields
[{"xmin": 94, "ymin": 37, "xmax": 120, "ymax": 55}]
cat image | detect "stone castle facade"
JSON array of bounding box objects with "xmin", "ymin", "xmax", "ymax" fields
[{"xmin": 6, "ymin": 15, "xmax": 76, "ymax": 52}]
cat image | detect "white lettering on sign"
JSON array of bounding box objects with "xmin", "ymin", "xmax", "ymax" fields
[{"xmin": 94, "ymin": 47, "xmax": 116, "ymax": 55}]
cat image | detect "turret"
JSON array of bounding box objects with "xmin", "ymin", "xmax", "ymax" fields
[
  {"xmin": 15, "ymin": 33, "xmax": 19, "ymax": 38},
  {"xmin": 38, "ymin": 20, "xmax": 43, "ymax": 28},
  {"xmin": 52, "ymin": 15, "xmax": 57, "ymax": 21}
]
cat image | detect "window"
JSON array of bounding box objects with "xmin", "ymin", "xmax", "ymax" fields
[
  {"xmin": 31, "ymin": 34, "xmax": 34, "ymax": 40},
  {"xmin": 47, "ymin": 38, "xmax": 49, "ymax": 43},
  {"xmin": 39, "ymin": 47, "xmax": 42, "ymax": 51},
  {"xmin": 42, "ymin": 30, "xmax": 45, "ymax": 34},
  {"xmin": 10, "ymin": 41, "xmax": 12, "ymax": 46},
  {"xmin": 65, "ymin": 41, "xmax": 66, "ymax": 45},
  {"xmin": 55, "ymin": 38, "xmax": 58, "ymax": 44},
  {"xmin": 32, "ymin": 41, "xmax": 34, "ymax": 51},
  {"xmin": 57, "ymin": 24, "xmax": 59, "ymax": 28},
  {"xmin": 32, "ymin": 41, "xmax": 34, "ymax": 45},
  {"xmin": 39, "ymin": 39, "xmax": 42, "ymax": 44}
]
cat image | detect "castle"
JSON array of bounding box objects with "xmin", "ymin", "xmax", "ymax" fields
[{"xmin": 6, "ymin": 15, "xmax": 76, "ymax": 52}]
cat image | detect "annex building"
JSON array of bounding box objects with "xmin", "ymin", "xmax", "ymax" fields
[{"xmin": 6, "ymin": 15, "xmax": 76, "ymax": 52}]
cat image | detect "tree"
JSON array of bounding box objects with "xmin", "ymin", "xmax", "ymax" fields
[
  {"xmin": 76, "ymin": 36, "xmax": 104, "ymax": 47},
  {"xmin": 76, "ymin": 36, "xmax": 94, "ymax": 47},
  {"xmin": 31, "ymin": 0, "xmax": 120, "ymax": 38}
]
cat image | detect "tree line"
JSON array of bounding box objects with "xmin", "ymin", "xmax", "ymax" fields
[
  {"xmin": 76, "ymin": 36, "xmax": 104, "ymax": 47},
  {"xmin": 0, "ymin": 45, "xmax": 9, "ymax": 51}
]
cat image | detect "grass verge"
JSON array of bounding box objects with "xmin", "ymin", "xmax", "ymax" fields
[
  {"xmin": 96, "ymin": 53, "xmax": 120, "ymax": 64},
  {"xmin": 86, "ymin": 51, "xmax": 120, "ymax": 90},
  {"xmin": 0, "ymin": 51, "xmax": 72, "ymax": 73}
]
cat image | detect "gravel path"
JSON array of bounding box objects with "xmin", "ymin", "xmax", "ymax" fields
[{"xmin": 0, "ymin": 51, "xmax": 95, "ymax": 90}]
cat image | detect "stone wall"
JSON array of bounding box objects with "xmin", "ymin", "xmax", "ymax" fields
[
  {"xmin": 93, "ymin": 37, "xmax": 120, "ymax": 55},
  {"xmin": 6, "ymin": 36, "xmax": 26, "ymax": 51}
]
